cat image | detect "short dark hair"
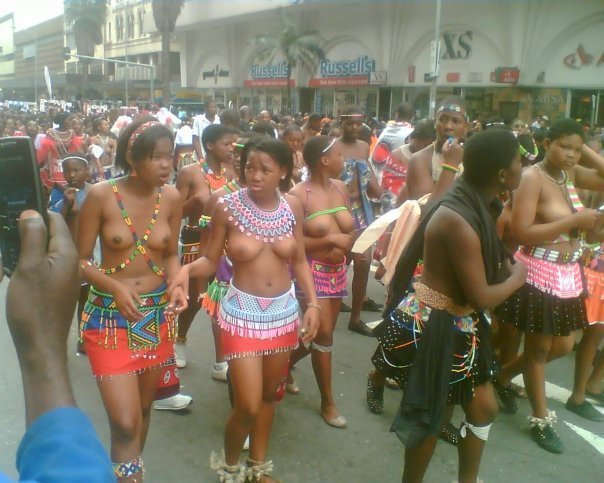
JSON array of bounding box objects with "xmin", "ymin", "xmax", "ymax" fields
[
  {"xmin": 547, "ymin": 118, "xmax": 585, "ymax": 142},
  {"xmin": 308, "ymin": 113, "xmax": 322, "ymax": 123},
  {"xmin": 115, "ymin": 116, "xmax": 173, "ymax": 174},
  {"xmin": 462, "ymin": 129, "xmax": 519, "ymax": 187},
  {"xmin": 283, "ymin": 124, "xmax": 302, "ymax": 138},
  {"xmin": 302, "ymin": 135, "xmax": 334, "ymax": 171},
  {"xmin": 409, "ymin": 119, "xmax": 435, "ymax": 140},
  {"xmin": 220, "ymin": 108, "xmax": 239, "ymax": 127},
  {"xmin": 341, "ymin": 105, "xmax": 363, "ymax": 118},
  {"xmin": 241, "ymin": 139, "xmax": 293, "ymax": 191},
  {"xmin": 251, "ymin": 121, "xmax": 277, "ymax": 138},
  {"xmin": 396, "ymin": 103, "xmax": 415, "ymax": 121},
  {"xmin": 202, "ymin": 124, "xmax": 233, "ymax": 152}
]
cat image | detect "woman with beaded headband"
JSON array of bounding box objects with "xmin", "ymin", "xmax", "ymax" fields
[
  {"xmin": 382, "ymin": 129, "xmax": 525, "ymax": 483},
  {"xmin": 287, "ymin": 135, "xmax": 355, "ymax": 428},
  {"xmin": 77, "ymin": 116, "xmax": 187, "ymax": 481},
  {"xmin": 496, "ymin": 118, "xmax": 604, "ymax": 453},
  {"xmin": 169, "ymin": 139, "xmax": 320, "ymax": 482}
]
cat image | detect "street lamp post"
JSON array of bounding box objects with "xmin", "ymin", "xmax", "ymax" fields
[
  {"xmin": 428, "ymin": 0, "xmax": 442, "ymax": 118},
  {"xmin": 66, "ymin": 51, "xmax": 154, "ymax": 103}
]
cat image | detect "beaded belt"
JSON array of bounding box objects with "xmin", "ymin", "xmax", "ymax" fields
[
  {"xmin": 520, "ymin": 245, "xmax": 581, "ymax": 264},
  {"xmin": 413, "ymin": 281, "xmax": 473, "ymax": 317}
]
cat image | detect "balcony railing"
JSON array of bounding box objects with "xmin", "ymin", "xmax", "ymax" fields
[{"xmin": 116, "ymin": 65, "xmax": 156, "ymax": 81}]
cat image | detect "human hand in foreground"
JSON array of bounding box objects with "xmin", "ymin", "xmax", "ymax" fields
[
  {"xmin": 6, "ymin": 210, "xmax": 79, "ymax": 424},
  {"xmin": 300, "ymin": 304, "xmax": 320, "ymax": 345}
]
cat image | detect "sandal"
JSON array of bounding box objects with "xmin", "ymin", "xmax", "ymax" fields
[
  {"xmin": 366, "ymin": 373, "xmax": 385, "ymax": 414},
  {"xmin": 210, "ymin": 451, "xmax": 245, "ymax": 482},
  {"xmin": 439, "ymin": 422, "xmax": 459, "ymax": 446}
]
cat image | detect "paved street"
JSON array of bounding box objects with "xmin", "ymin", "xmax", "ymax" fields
[{"xmin": 1, "ymin": 275, "xmax": 603, "ymax": 482}]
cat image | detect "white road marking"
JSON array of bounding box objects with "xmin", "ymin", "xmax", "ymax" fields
[
  {"xmin": 564, "ymin": 421, "xmax": 604, "ymax": 455},
  {"xmin": 511, "ymin": 376, "xmax": 604, "ymax": 416},
  {"xmin": 511, "ymin": 376, "xmax": 604, "ymax": 454}
]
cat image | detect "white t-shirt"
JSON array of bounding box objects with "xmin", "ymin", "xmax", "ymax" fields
[
  {"xmin": 175, "ymin": 125, "xmax": 193, "ymax": 146},
  {"xmin": 192, "ymin": 114, "xmax": 220, "ymax": 139}
]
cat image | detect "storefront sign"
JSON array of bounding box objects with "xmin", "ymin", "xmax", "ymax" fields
[
  {"xmin": 202, "ymin": 65, "xmax": 229, "ymax": 84},
  {"xmin": 491, "ymin": 67, "xmax": 520, "ymax": 84},
  {"xmin": 441, "ymin": 31, "xmax": 473, "ymax": 60},
  {"xmin": 563, "ymin": 43, "xmax": 604, "ymax": 70},
  {"xmin": 310, "ymin": 55, "xmax": 376, "ymax": 87},
  {"xmin": 245, "ymin": 60, "xmax": 295, "ymax": 87},
  {"xmin": 446, "ymin": 72, "xmax": 460, "ymax": 82},
  {"xmin": 408, "ymin": 65, "xmax": 416, "ymax": 83}
]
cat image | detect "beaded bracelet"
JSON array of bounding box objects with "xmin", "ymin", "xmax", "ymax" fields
[
  {"xmin": 441, "ymin": 163, "xmax": 460, "ymax": 173},
  {"xmin": 307, "ymin": 303, "xmax": 322, "ymax": 312}
]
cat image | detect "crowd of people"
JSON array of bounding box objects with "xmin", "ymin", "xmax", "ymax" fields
[{"xmin": 1, "ymin": 98, "xmax": 604, "ymax": 482}]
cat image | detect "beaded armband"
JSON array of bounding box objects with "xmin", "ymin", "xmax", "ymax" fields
[
  {"xmin": 441, "ymin": 163, "xmax": 460, "ymax": 174},
  {"xmin": 198, "ymin": 214, "xmax": 212, "ymax": 229}
]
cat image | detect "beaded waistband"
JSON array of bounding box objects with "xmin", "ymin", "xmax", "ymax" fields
[
  {"xmin": 413, "ymin": 281, "xmax": 473, "ymax": 317},
  {"xmin": 519, "ymin": 245, "xmax": 581, "ymax": 264}
]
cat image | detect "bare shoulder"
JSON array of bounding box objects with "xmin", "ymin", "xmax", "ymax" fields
[
  {"xmin": 284, "ymin": 193, "xmax": 304, "ymax": 218},
  {"xmin": 518, "ymin": 165, "xmax": 543, "ymax": 189},
  {"xmin": 177, "ymin": 162, "xmax": 202, "ymax": 183},
  {"xmin": 87, "ymin": 180, "xmax": 112, "ymax": 200},
  {"xmin": 288, "ymin": 181, "xmax": 305, "ymax": 199},
  {"xmin": 161, "ymin": 183, "xmax": 181, "ymax": 202},
  {"xmin": 428, "ymin": 206, "xmax": 477, "ymax": 244}
]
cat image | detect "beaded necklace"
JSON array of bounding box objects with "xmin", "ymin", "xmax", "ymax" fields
[
  {"xmin": 223, "ymin": 179, "xmax": 242, "ymax": 194},
  {"xmin": 101, "ymin": 179, "xmax": 164, "ymax": 277},
  {"xmin": 219, "ymin": 188, "xmax": 295, "ymax": 242},
  {"xmin": 535, "ymin": 163, "xmax": 583, "ymax": 212},
  {"xmin": 200, "ymin": 160, "xmax": 226, "ymax": 192}
]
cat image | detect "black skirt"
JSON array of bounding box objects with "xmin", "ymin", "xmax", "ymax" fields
[
  {"xmin": 497, "ymin": 282, "xmax": 588, "ymax": 336},
  {"xmin": 373, "ymin": 307, "xmax": 497, "ymax": 448}
]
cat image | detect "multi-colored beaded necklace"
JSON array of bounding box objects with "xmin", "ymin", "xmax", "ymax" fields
[
  {"xmin": 219, "ymin": 188, "xmax": 295, "ymax": 242},
  {"xmin": 223, "ymin": 179, "xmax": 242, "ymax": 194},
  {"xmin": 200, "ymin": 160, "xmax": 227, "ymax": 192},
  {"xmin": 101, "ymin": 179, "xmax": 165, "ymax": 278}
]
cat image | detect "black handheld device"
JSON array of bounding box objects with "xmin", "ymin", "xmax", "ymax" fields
[{"xmin": 0, "ymin": 136, "xmax": 49, "ymax": 276}]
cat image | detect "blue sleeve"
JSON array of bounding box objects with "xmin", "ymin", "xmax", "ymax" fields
[
  {"xmin": 15, "ymin": 407, "xmax": 113, "ymax": 483},
  {"xmin": 48, "ymin": 188, "xmax": 64, "ymax": 213}
]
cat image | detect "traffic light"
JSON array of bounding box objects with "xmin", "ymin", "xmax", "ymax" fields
[{"xmin": 63, "ymin": 47, "xmax": 71, "ymax": 61}]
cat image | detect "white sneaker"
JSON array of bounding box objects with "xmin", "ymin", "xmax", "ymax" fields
[
  {"xmin": 243, "ymin": 435, "xmax": 250, "ymax": 451},
  {"xmin": 211, "ymin": 362, "xmax": 228, "ymax": 382},
  {"xmin": 153, "ymin": 393, "xmax": 193, "ymax": 411},
  {"xmin": 174, "ymin": 340, "xmax": 187, "ymax": 368}
]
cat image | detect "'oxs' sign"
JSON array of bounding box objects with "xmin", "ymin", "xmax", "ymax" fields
[{"xmin": 319, "ymin": 55, "xmax": 376, "ymax": 77}]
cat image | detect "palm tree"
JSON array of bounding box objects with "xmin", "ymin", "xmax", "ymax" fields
[
  {"xmin": 249, "ymin": 11, "xmax": 325, "ymax": 115},
  {"xmin": 64, "ymin": 0, "xmax": 107, "ymax": 99},
  {"xmin": 152, "ymin": 0, "xmax": 184, "ymax": 107}
]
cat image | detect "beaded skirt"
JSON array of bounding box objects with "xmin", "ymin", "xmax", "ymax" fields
[
  {"xmin": 219, "ymin": 283, "xmax": 299, "ymax": 360},
  {"xmin": 372, "ymin": 291, "xmax": 493, "ymax": 404},
  {"xmin": 296, "ymin": 258, "xmax": 348, "ymax": 299},
  {"xmin": 80, "ymin": 283, "xmax": 175, "ymax": 378},
  {"xmin": 497, "ymin": 250, "xmax": 588, "ymax": 335}
]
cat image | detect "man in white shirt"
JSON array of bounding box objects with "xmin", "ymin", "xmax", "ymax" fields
[
  {"xmin": 192, "ymin": 99, "xmax": 220, "ymax": 159},
  {"xmin": 174, "ymin": 117, "xmax": 196, "ymax": 174}
]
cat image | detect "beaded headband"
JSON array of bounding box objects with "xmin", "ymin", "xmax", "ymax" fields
[
  {"xmin": 340, "ymin": 113, "xmax": 364, "ymax": 118},
  {"xmin": 322, "ymin": 138, "xmax": 337, "ymax": 153},
  {"xmin": 61, "ymin": 155, "xmax": 89, "ymax": 166},
  {"xmin": 127, "ymin": 120, "xmax": 160, "ymax": 151},
  {"xmin": 437, "ymin": 104, "xmax": 469, "ymax": 121},
  {"xmin": 519, "ymin": 143, "xmax": 539, "ymax": 161}
]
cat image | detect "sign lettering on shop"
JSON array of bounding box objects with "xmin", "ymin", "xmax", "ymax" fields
[
  {"xmin": 319, "ymin": 55, "xmax": 375, "ymax": 77},
  {"xmin": 251, "ymin": 61, "xmax": 290, "ymax": 79},
  {"xmin": 441, "ymin": 31, "xmax": 473, "ymax": 60},
  {"xmin": 563, "ymin": 43, "xmax": 604, "ymax": 69},
  {"xmin": 202, "ymin": 64, "xmax": 230, "ymax": 84}
]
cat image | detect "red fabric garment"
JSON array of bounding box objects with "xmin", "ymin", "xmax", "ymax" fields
[{"xmin": 36, "ymin": 131, "xmax": 85, "ymax": 188}]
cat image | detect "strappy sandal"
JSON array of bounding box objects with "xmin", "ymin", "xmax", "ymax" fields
[
  {"xmin": 366, "ymin": 373, "xmax": 385, "ymax": 414},
  {"xmin": 210, "ymin": 451, "xmax": 245, "ymax": 482}
]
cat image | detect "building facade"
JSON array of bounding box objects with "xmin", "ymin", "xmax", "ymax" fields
[{"xmin": 176, "ymin": 0, "xmax": 604, "ymax": 124}]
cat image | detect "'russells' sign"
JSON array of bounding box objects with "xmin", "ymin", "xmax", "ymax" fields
[
  {"xmin": 319, "ymin": 55, "xmax": 376, "ymax": 77},
  {"xmin": 251, "ymin": 61, "xmax": 289, "ymax": 79}
]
